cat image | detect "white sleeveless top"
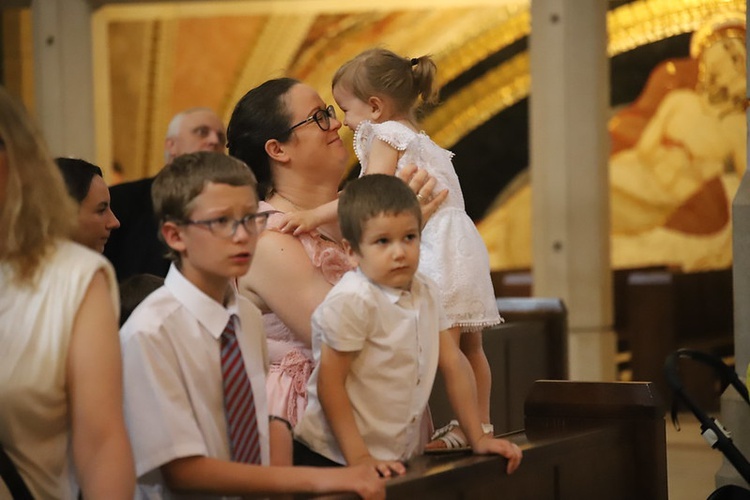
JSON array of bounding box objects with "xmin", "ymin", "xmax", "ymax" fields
[{"xmin": 0, "ymin": 240, "xmax": 118, "ymax": 500}]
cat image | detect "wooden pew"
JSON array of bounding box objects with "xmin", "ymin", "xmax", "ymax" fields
[
  {"xmin": 621, "ymin": 268, "xmax": 733, "ymax": 409},
  {"xmin": 429, "ymin": 298, "xmax": 568, "ymax": 434},
  {"xmin": 491, "ymin": 267, "xmax": 734, "ymax": 410},
  {"xmin": 313, "ymin": 381, "xmax": 667, "ymax": 500}
]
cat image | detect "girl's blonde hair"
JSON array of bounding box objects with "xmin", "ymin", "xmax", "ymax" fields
[
  {"xmin": 0, "ymin": 86, "xmax": 76, "ymax": 284},
  {"xmin": 332, "ymin": 48, "xmax": 438, "ymax": 117}
]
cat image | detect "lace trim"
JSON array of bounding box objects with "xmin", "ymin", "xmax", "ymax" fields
[
  {"xmin": 452, "ymin": 317, "xmax": 505, "ymax": 333},
  {"xmin": 353, "ymin": 120, "xmax": 372, "ymax": 169},
  {"xmin": 355, "ymin": 120, "xmax": 455, "ymax": 176},
  {"xmin": 278, "ymin": 349, "xmax": 313, "ymax": 426}
]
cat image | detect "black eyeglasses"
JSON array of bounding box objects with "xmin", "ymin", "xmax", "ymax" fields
[
  {"xmin": 285, "ymin": 105, "xmax": 336, "ymax": 135},
  {"xmin": 182, "ymin": 212, "xmax": 272, "ymax": 239}
]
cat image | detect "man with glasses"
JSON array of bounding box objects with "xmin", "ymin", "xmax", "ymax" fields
[{"xmin": 105, "ymin": 108, "xmax": 227, "ymax": 281}]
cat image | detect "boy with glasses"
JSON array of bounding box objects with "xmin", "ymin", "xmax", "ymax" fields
[{"xmin": 120, "ymin": 151, "xmax": 384, "ymax": 499}]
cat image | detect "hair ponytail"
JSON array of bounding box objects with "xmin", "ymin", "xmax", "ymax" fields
[
  {"xmin": 333, "ymin": 48, "xmax": 440, "ymax": 118},
  {"xmin": 410, "ymin": 55, "xmax": 439, "ymax": 106}
]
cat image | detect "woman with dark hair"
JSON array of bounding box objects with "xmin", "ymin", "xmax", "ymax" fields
[
  {"xmin": 55, "ymin": 157, "xmax": 120, "ymax": 253},
  {"xmin": 229, "ymin": 78, "xmax": 445, "ymax": 465}
]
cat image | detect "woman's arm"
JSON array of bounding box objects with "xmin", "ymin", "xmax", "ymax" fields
[
  {"xmin": 395, "ymin": 164, "xmax": 448, "ymax": 223},
  {"xmin": 67, "ymin": 270, "xmax": 136, "ymax": 499},
  {"xmin": 241, "ymin": 230, "xmax": 334, "ymax": 346},
  {"xmin": 161, "ymin": 455, "xmax": 384, "ymax": 498},
  {"xmin": 268, "ymin": 417, "xmax": 293, "ymax": 466},
  {"xmin": 317, "ymin": 345, "xmax": 405, "ymax": 477}
]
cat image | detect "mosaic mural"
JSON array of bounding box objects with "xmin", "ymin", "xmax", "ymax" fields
[{"xmin": 63, "ymin": 0, "xmax": 748, "ymax": 271}]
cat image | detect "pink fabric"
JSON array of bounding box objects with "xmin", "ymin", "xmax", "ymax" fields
[
  {"xmin": 259, "ymin": 201, "xmax": 353, "ymax": 424},
  {"xmin": 266, "ymin": 349, "xmax": 313, "ymax": 427},
  {"xmin": 262, "ymin": 202, "xmax": 350, "ymax": 287}
]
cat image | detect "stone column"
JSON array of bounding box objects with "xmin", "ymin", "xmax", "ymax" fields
[
  {"xmin": 530, "ymin": 0, "xmax": 615, "ymax": 380},
  {"xmin": 716, "ymin": 10, "xmax": 750, "ymax": 485},
  {"xmin": 31, "ymin": 0, "xmax": 95, "ymax": 162}
]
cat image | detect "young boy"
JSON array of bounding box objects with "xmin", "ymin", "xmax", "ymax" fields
[
  {"xmin": 120, "ymin": 152, "xmax": 384, "ymax": 499},
  {"xmin": 294, "ymin": 174, "xmax": 523, "ymax": 477}
]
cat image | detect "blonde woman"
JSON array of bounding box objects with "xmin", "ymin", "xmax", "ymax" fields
[{"xmin": 0, "ymin": 86, "xmax": 135, "ymax": 499}]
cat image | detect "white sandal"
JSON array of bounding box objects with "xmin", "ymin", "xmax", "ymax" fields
[
  {"xmin": 426, "ymin": 420, "xmax": 469, "ymax": 452},
  {"xmin": 425, "ymin": 420, "xmax": 496, "ymax": 453},
  {"xmin": 482, "ymin": 422, "xmax": 495, "ymax": 436}
]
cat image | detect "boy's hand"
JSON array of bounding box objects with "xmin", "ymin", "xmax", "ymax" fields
[
  {"xmin": 472, "ymin": 435, "xmax": 523, "ymax": 475},
  {"xmin": 277, "ymin": 210, "xmax": 319, "ymax": 235},
  {"xmin": 350, "ymin": 454, "xmax": 407, "ymax": 478},
  {"xmin": 344, "ymin": 464, "xmax": 387, "ymax": 500}
]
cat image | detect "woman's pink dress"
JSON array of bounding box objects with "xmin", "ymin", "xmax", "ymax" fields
[{"xmin": 259, "ymin": 201, "xmax": 352, "ymax": 427}]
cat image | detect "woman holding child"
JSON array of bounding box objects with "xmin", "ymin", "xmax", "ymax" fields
[
  {"xmin": 229, "ymin": 78, "xmax": 444, "ymax": 462},
  {"xmin": 230, "ymin": 76, "xmax": 521, "ymax": 475}
]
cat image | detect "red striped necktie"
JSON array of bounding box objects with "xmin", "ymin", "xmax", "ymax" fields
[{"xmin": 220, "ymin": 314, "xmax": 261, "ymax": 464}]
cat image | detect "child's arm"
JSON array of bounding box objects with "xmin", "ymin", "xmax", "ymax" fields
[
  {"xmin": 160, "ymin": 456, "xmax": 385, "ymax": 498},
  {"xmin": 278, "ymin": 136, "xmax": 398, "ymax": 235},
  {"xmin": 317, "ymin": 344, "xmax": 406, "ymax": 477},
  {"xmin": 278, "ymin": 198, "xmax": 339, "ymax": 235},
  {"xmin": 438, "ymin": 330, "xmax": 523, "ymax": 474},
  {"xmin": 364, "ymin": 137, "xmax": 399, "ymax": 176}
]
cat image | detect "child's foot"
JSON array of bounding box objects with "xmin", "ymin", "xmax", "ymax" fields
[{"xmin": 425, "ymin": 420, "xmax": 495, "ymax": 452}]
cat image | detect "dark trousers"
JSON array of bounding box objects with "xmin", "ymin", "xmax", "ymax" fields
[{"xmin": 293, "ymin": 440, "xmax": 342, "ymax": 467}]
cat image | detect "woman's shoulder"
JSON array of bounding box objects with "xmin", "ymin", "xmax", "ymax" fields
[
  {"xmin": 48, "ymin": 241, "xmax": 114, "ymax": 282},
  {"xmin": 20, "ymin": 241, "xmax": 118, "ymax": 316},
  {"xmin": 255, "ymin": 229, "xmax": 309, "ymax": 265},
  {"xmin": 55, "ymin": 240, "xmax": 118, "ymax": 299},
  {"xmin": 253, "ymin": 226, "xmax": 350, "ymax": 287}
]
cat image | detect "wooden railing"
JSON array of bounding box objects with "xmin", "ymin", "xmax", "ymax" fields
[{"xmin": 315, "ymin": 381, "xmax": 667, "ymax": 500}]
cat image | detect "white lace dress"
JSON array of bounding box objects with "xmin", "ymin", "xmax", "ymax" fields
[{"xmin": 355, "ymin": 120, "xmax": 501, "ymax": 331}]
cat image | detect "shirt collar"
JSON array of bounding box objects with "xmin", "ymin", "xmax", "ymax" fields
[
  {"xmin": 164, "ymin": 264, "xmax": 240, "ymax": 340},
  {"xmin": 356, "ymin": 267, "xmax": 415, "ymax": 305}
]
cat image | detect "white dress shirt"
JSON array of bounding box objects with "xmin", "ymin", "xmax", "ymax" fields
[
  {"xmin": 295, "ymin": 269, "xmax": 448, "ymax": 464},
  {"xmin": 121, "ymin": 265, "xmax": 269, "ymax": 499}
]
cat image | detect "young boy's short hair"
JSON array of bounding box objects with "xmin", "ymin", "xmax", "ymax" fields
[
  {"xmin": 338, "ymin": 174, "xmax": 422, "ymax": 253},
  {"xmin": 151, "ymin": 151, "xmax": 257, "ymax": 262},
  {"xmin": 118, "ymin": 273, "xmax": 164, "ymax": 327}
]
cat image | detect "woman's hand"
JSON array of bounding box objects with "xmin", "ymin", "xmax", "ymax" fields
[{"xmin": 396, "ymin": 164, "xmax": 448, "ymax": 223}]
